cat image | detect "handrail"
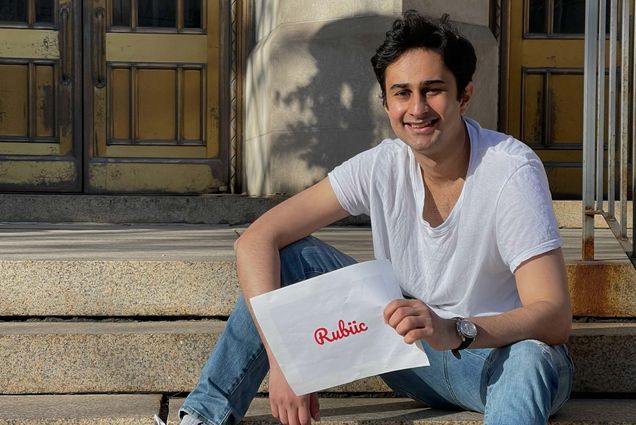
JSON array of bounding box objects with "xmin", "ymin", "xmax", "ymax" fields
[{"xmin": 583, "ymin": 0, "xmax": 635, "ymax": 263}]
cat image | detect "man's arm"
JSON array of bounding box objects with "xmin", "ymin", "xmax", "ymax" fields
[
  {"xmin": 471, "ymin": 247, "xmax": 571, "ymax": 347},
  {"xmin": 234, "ymin": 177, "xmax": 349, "ymax": 425},
  {"xmin": 384, "ymin": 248, "xmax": 571, "ymax": 350}
]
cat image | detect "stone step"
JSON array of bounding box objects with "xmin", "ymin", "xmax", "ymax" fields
[
  {"xmin": 0, "ymin": 394, "xmax": 162, "ymax": 425},
  {"xmin": 552, "ymin": 200, "xmax": 633, "ymax": 229},
  {"xmin": 0, "ymin": 194, "xmax": 632, "ymax": 228},
  {"xmin": 168, "ymin": 397, "xmax": 636, "ymax": 425},
  {"xmin": 1, "ymin": 396, "xmax": 634, "ymax": 425},
  {"xmin": 0, "ymin": 321, "xmax": 633, "ymax": 395},
  {"xmin": 0, "ymin": 224, "xmax": 634, "ymax": 317},
  {"xmin": 0, "ymin": 193, "xmax": 285, "ymax": 226}
]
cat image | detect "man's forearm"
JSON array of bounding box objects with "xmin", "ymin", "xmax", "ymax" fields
[
  {"xmin": 234, "ymin": 230, "xmax": 284, "ymax": 364},
  {"xmin": 469, "ymin": 301, "xmax": 571, "ymax": 348},
  {"xmin": 466, "ymin": 248, "xmax": 572, "ymax": 349},
  {"xmin": 235, "ymin": 231, "xmax": 282, "ymax": 302}
]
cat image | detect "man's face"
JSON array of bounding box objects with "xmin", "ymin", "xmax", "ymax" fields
[{"xmin": 383, "ymin": 48, "xmax": 472, "ymax": 159}]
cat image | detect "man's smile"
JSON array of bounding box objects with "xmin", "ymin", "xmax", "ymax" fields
[{"xmin": 404, "ymin": 118, "xmax": 439, "ymax": 133}]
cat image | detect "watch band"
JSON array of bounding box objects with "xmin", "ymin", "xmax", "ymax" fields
[
  {"xmin": 451, "ymin": 317, "xmax": 477, "ymax": 359},
  {"xmin": 455, "ymin": 336, "xmax": 474, "ymax": 351}
]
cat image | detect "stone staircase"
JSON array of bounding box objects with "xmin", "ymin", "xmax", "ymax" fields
[{"xmin": 0, "ymin": 198, "xmax": 635, "ymax": 424}]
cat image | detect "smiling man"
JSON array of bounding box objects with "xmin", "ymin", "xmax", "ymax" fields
[{"xmin": 177, "ymin": 11, "xmax": 573, "ymax": 425}]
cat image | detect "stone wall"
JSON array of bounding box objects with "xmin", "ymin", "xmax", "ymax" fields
[{"xmin": 243, "ymin": 0, "xmax": 499, "ymax": 195}]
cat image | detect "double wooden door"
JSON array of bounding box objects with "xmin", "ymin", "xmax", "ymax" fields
[{"xmin": 0, "ymin": 0, "xmax": 226, "ymax": 193}]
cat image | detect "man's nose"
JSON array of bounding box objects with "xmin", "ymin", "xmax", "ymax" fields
[{"xmin": 408, "ymin": 93, "xmax": 429, "ymax": 116}]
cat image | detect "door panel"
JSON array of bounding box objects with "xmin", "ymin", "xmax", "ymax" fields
[
  {"xmin": 0, "ymin": 0, "xmax": 81, "ymax": 191},
  {"xmin": 506, "ymin": 0, "xmax": 611, "ymax": 198},
  {"xmin": 85, "ymin": 0, "xmax": 225, "ymax": 193}
]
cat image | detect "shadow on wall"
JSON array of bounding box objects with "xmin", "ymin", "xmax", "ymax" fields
[
  {"xmin": 247, "ymin": 15, "xmax": 396, "ymax": 195},
  {"xmin": 244, "ymin": 11, "xmax": 498, "ymax": 196}
]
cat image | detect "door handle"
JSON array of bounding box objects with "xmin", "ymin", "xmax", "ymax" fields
[
  {"xmin": 93, "ymin": 7, "xmax": 106, "ymax": 88},
  {"xmin": 59, "ymin": 6, "xmax": 72, "ymax": 84}
]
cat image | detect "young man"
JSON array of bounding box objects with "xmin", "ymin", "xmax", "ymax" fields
[{"xmin": 178, "ymin": 11, "xmax": 573, "ymax": 425}]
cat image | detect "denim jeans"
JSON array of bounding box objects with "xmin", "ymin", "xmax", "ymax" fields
[{"xmin": 180, "ymin": 236, "xmax": 573, "ymax": 425}]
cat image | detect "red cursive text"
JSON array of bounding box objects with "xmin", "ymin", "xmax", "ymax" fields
[{"xmin": 313, "ymin": 320, "xmax": 369, "ymax": 345}]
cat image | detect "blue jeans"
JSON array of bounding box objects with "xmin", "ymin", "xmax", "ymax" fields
[{"xmin": 180, "ymin": 237, "xmax": 574, "ymax": 425}]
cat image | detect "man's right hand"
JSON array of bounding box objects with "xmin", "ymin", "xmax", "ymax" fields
[{"xmin": 268, "ymin": 366, "xmax": 320, "ymax": 425}]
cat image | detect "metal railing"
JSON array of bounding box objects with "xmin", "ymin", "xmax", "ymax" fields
[{"xmin": 583, "ymin": 0, "xmax": 635, "ymax": 262}]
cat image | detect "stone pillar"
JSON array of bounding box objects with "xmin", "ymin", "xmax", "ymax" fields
[{"xmin": 243, "ymin": 0, "xmax": 498, "ymax": 196}]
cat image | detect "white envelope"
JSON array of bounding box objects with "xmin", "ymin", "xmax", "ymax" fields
[{"xmin": 250, "ymin": 259, "xmax": 429, "ymax": 395}]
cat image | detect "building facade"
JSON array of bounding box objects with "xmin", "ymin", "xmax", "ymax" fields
[{"xmin": 0, "ymin": 0, "xmax": 590, "ymax": 198}]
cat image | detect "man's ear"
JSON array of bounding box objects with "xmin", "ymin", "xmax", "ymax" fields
[{"xmin": 459, "ymin": 82, "xmax": 474, "ymax": 114}]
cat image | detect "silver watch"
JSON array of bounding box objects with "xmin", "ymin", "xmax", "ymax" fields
[{"xmin": 452, "ymin": 317, "xmax": 477, "ymax": 358}]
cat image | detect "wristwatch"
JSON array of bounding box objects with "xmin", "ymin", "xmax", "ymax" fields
[{"xmin": 451, "ymin": 317, "xmax": 477, "ymax": 359}]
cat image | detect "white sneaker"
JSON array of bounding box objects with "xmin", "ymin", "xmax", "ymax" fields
[
  {"xmin": 180, "ymin": 414, "xmax": 204, "ymax": 425},
  {"xmin": 154, "ymin": 412, "xmax": 203, "ymax": 425}
]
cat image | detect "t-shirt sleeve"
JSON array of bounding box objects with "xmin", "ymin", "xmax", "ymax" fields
[
  {"xmin": 495, "ymin": 160, "xmax": 561, "ymax": 273},
  {"xmin": 327, "ymin": 147, "xmax": 376, "ymax": 216}
]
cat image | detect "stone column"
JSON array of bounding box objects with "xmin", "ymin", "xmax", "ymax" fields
[{"xmin": 243, "ymin": 0, "xmax": 498, "ymax": 196}]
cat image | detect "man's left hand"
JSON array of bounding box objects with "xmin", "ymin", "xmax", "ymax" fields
[{"xmin": 384, "ymin": 299, "xmax": 461, "ymax": 351}]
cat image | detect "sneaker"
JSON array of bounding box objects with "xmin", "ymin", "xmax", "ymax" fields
[
  {"xmin": 180, "ymin": 414, "xmax": 204, "ymax": 425},
  {"xmin": 154, "ymin": 412, "xmax": 203, "ymax": 425}
]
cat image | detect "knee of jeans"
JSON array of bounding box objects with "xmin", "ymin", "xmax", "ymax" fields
[
  {"xmin": 486, "ymin": 340, "xmax": 573, "ymax": 415},
  {"xmin": 508, "ymin": 340, "xmax": 564, "ymax": 380},
  {"xmin": 279, "ymin": 237, "xmax": 317, "ymax": 262},
  {"xmin": 279, "ymin": 237, "xmax": 356, "ymax": 286},
  {"xmin": 511, "ymin": 339, "xmax": 552, "ymax": 357},
  {"xmin": 278, "ymin": 237, "xmax": 324, "ymax": 281},
  {"xmin": 512, "ymin": 340, "xmax": 554, "ymax": 365}
]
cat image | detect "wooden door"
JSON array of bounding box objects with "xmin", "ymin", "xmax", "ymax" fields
[
  {"xmin": 0, "ymin": 0, "xmax": 82, "ymax": 191},
  {"xmin": 504, "ymin": 0, "xmax": 604, "ymax": 198},
  {"xmin": 84, "ymin": 0, "xmax": 227, "ymax": 193}
]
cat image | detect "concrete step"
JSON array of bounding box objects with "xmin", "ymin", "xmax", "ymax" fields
[
  {"xmin": 0, "ymin": 321, "xmax": 633, "ymax": 395},
  {"xmin": 0, "ymin": 193, "xmax": 285, "ymax": 226},
  {"xmin": 0, "ymin": 224, "xmax": 634, "ymax": 317},
  {"xmin": 167, "ymin": 397, "xmax": 636, "ymax": 425},
  {"xmin": 1, "ymin": 396, "xmax": 634, "ymax": 425},
  {"xmin": 0, "ymin": 394, "xmax": 162, "ymax": 424},
  {"xmin": 0, "ymin": 194, "xmax": 632, "ymax": 228}
]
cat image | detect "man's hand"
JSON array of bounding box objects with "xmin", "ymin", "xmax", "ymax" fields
[
  {"xmin": 232, "ymin": 178, "xmax": 344, "ymax": 424},
  {"xmin": 384, "ymin": 299, "xmax": 460, "ymax": 351},
  {"xmin": 269, "ymin": 366, "xmax": 320, "ymax": 425}
]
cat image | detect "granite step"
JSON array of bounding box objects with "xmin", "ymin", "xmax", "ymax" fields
[
  {"xmin": 0, "ymin": 321, "xmax": 633, "ymax": 395},
  {"xmin": 0, "ymin": 394, "xmax": 162, "ymax": 425},
  {"xmin": 0, "ymin": 193, "xmax": 285, "ymax": 226},
  {"xmin": 0, "ymin": 195, "xmax": 631, "ymax": 228},
  {"xmin": 0, "ymin": 224, "xmax": 634, "ymax": 318},
  {"xmin": 0, "ymin": 395, "xmax": 634, "ymax": 425},
  {"xmin": 171, "ymin": 397, "xmax": 636, "ymax": 425}
]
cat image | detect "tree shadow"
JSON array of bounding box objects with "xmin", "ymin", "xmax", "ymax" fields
[{"xmin": 267, "ymin": 15, "xmax": 396, "ymax": 194}]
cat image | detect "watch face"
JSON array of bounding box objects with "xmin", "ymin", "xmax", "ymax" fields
[{"xmin": 459, "ymin": 319, "xmax": 477, "ymax": 338}]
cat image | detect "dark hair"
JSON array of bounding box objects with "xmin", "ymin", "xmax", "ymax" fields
[{"xmin": 371, "ymin": 11, "xmax": 477, "ymax": 103}]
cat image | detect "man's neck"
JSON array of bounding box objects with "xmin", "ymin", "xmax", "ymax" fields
[{"xmin": 416, "ymin": 123, "xmax": 471, "ymax": 186}]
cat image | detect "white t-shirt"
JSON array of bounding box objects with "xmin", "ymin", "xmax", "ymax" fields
[{"xmin": 328, "ymin": 117, "xmax": 560, "ymax": 319}]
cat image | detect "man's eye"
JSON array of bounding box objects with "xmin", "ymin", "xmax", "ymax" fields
[
  {"xmin": 395, "ymin": 91, "xmax": 409, "ymax": 97},
  {"xmin": 425, "ymin": 89, "xmax": 442, "ymax": 96}
]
